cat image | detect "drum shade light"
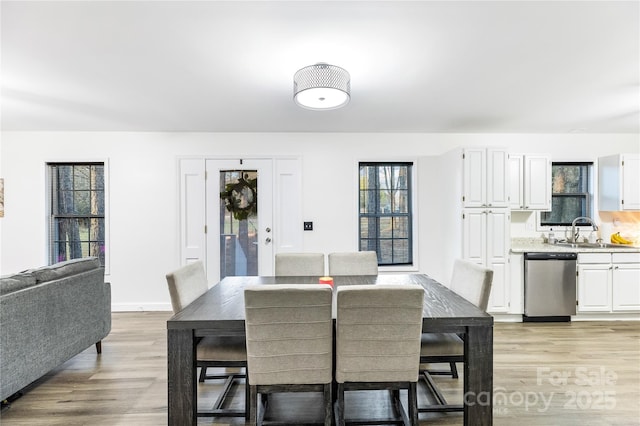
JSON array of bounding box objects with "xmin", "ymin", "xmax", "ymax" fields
[{"xmin": 293, "ymin": 63, "xmax": 350, "ymax": 110}]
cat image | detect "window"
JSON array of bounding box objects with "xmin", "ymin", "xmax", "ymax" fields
[
  {"xmin": 48, "ymin": 163, "xmax": 106, "ymax": 266},
  {"xmin": 540, "ymin": 162, "xmax": 592, "ymax": 227},
  {"xmin": 359, "ymin": 162, "xmax": 413, "ymax": 265}
]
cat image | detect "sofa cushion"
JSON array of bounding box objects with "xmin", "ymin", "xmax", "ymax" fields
[
  {"xmin": 0, "ymin": 273, "xmax": 37, "ymax": 295},
  {"xmin": 31, "ymin": 257, "xmax": 101, "ymax": 283}
]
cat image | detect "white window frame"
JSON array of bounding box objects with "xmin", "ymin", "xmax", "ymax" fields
[{"xmin": 46, "ymin": 159, "xmax": 110, "ymax": 274}]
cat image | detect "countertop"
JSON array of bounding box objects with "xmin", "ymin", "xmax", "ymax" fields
[{"xmin": 511, "ymin": 238, "xmax": 640, "ymax": 254}]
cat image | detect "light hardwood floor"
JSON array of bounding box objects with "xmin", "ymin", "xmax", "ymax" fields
[{"xmin": 1, "ymin": 312, "xmax": 638, "ymax": 425}]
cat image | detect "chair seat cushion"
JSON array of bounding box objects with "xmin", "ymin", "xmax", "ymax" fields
[
  {"xmin": 420, "ymin": 333, "xmax": 463, "ymax": 357},
  {"xmin": 197, "ymin": 336, "xmax": 247, "ymax": 362}
]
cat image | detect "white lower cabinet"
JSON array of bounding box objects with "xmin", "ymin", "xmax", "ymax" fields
[
  {"xmin": 612, "ymin": 261, "xmax": 640, "ymax": 311},
  {"xmin": 462, "ymin": 208, "xmax": 510, "ymax": 313},
  {"xmin": 577, "ymin": 252, "xmax": 640, "ymax": 313}
]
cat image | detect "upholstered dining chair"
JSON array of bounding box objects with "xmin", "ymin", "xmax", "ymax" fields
[
  {"xmin": 166, "ymin": 261, "xmax": 248, "ymax": 419},
  {"xmin": 244, "ymin": 284, "xmax": 333, "ymax": 426},
  {"xmin": 327, "ymin": 251, "xmax": 378, "ymax": 276},
  {"xmin": 335, "ymin": 284, "xmax": 424, "ymax": 426},
  {"xmin": 419, "ymin": 259, "xmax": 493, "ymax": 413},
  {"xmin": 274, "ymin": 252, "xmax": 325, "ymax": 276}
]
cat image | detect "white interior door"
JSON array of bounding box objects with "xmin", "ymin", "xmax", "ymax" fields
[{"xmin": 206, "ymin": 159, "xmax": 274, "ymax": 282}]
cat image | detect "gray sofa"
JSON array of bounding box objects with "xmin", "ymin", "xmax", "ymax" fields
[{"xmin": 0, "ymin": 257, "xmax": 111, "ymax": 402}]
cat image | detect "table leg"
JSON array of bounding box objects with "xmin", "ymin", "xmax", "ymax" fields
[
  {"xmin": 168, "ymin": 328, "xmax": 196, "ymax": 425},
  {"xmin": 464, "ymin": 325, "xmax": 493, "ymax": 426}
]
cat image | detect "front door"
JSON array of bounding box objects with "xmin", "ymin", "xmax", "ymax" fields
[{"xmin": 206, "ymin": 159, "xmax": 274, "ymax": 282}]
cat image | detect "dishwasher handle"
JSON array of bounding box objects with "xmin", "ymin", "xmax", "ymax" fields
[{"xmin": 525, "ymin": 252, "xmax": 577, "ymax": 261}]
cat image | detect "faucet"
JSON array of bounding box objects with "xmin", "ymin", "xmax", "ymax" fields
[{"xmin": 571, "ymin": 216, "xmax": 598, "ymax": 243}]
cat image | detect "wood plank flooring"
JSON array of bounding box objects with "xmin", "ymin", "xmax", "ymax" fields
[{"xmin": 1, "ymin": 312, "xmax": 638, "ymax": 425}]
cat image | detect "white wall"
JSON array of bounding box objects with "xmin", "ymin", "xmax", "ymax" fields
[{"xmin": 1, "ymin": 131, "xmax": 638, "ymax": 310}]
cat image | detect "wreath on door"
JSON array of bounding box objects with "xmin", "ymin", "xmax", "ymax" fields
[{"xmin": 220, "ymin": 173, "xmax": 258, "ymax": 221}]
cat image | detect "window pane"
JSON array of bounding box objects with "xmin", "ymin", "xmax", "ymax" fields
[
  {"xmin": 74, "ymin": 191, "xmax": 90, "ymax": 215},
  {"xmin": 378, "ymin": 189, "xmax": 391, "ymax": 213},
  {"xmin": 49, "ymin": 163, "xmax": 106, "ymax": 266},
  {"xmin": 541, "ymin": 162, "xmax": 592, "ymax": 227},
  {"xmin": 92, "ymin": 166, "xmax": 105, "ymax": 190},
  {"xmin": 379, "ymin": 217, "xmax": 392, "ymax": 238},
  {"xmin": 541, "ymin": 196, "xmax": 587, "ymax": 225},
  {"xmin": 378, "ymin": 239, "xmax": 393, "ymax": 264},
  {"xmin": 393, "ymin": 239, "xmax": 409, "ymax": 263},
  {"xmin": 358, "ymin": 162, "xmax": 413, "ymax": 266},
  {"xmin": 74, "ymin": 166, "xmax": 90, "ymax": 190},
  {"xmin": 393, "ymin": 217, "xmax": 409, "ymax": 238},
  {"xmin": 552, "ymin": 164, "xmax": 588, "ymax": 193}
]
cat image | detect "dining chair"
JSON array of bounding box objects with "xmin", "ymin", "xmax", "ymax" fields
[
  {"xmin": 274, "ymin": 252, "xmax": 325, "ymax": 276},
  {"xmin": 244, "ymin": 284, "xmax": 333, "ymax": 426},
  {"xmin": 419, "ymin": 258, "xmax": 493, "ymax": 413},
  {"xmin": 327, "ymin": 251, "xmax": 378, "ymax": 276},
  {"xmin": 166, "ymin": 261, "xmax": 248, "ymax": 419},
  {"xmin": 335, "ymin": 284, "xmax": 424, "ymax": 426}
]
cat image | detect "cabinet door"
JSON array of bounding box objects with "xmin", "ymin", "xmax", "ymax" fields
[
  {"xmin": 509, "ymin": 154, "xmax": 524, "ymax": 209},
  {"xmin": 577, "ymin": 264, "xmax": 612, "ymax": 312},
  {"xmin": 463, "ymin": 148, "xmax": 486, "ymax": 207},
  {"xmin": 487, "ymin": 261, "xmax": 509, "ymax": 313},
  {"xmin": 509, "ymin": 253, "xmax": 524, "ymax": 314},
  {"xmin": 486, "ymin": 209, "xmax": 510, "ymax": 264},
  {"xmin": 622, "ymin": 154, "xmax": 640, "ymax": 210},
  {"xmin": 462, "ymin": 209, "xmax": 487, "ymax": 264},
  {"xmin": 524, "ymin": 155, "xmax": 551, "ymax": 210},
  {"xmin": 612, "ymin": 264, "xmax": 640, "ymax": 311},
  {"xmin": 486, "ymin": 148, "xmax": 509, "ymax": 207}
]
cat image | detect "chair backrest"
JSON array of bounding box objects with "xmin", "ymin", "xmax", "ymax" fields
[
  {"xmin": 328, "ymin": 251, "xmax": 378, "ymax": 276},
  {"xmin": 335, "ymin": 284, "xmax": 424, "ymax": 384},
  {"xmin": 165, "ymin": 261, "xmax": 208, "ymax": 314},
  {"xmin": 244, "ymin": 284, "xmax": 333, "ymax": 385},
  {"xmin": 449, "ymin": 259, "xmax": 494, "ymax": 312},
  {"xmin": 274, "ymin": 253, "xmax": 325, "ymax": 276}
]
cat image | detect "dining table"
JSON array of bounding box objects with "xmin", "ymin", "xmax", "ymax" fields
[{"xmin": 167, "ymin": 274, "xmax": 493, "ymax": 426}]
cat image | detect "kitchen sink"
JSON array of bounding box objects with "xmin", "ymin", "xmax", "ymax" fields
[{"xmin": 553, "ymin": 242, "xmax": 637, "ymax": 249}]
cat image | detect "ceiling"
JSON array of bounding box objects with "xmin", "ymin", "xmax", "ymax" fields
[{"xmin": 1, "ymin": 0, "xmax": 639, "ymax": 133}]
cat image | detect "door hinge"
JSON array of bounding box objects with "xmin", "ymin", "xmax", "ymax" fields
[
  {"xmin": 462, "ymin": 153, "xmax": 465, "ymax": 160},
  {"xmin": 204, "ymin": 171, "xmax": 207, "ymax": 180},
  {"xmin": 576, "ymin": 300, "xmax": 579, "ymax": 306},
  {"xmin": 204, "ymin": 225, "xmax": 207, "ymax": 234},
  {"xmin": 462, "ymin": 196, "xmax": 465, "ymax": 202}
]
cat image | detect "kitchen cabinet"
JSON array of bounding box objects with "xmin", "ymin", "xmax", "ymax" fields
[
  {"xmin": 509, "ymin": 154, "xmax": 551, "ymax": 210},
  {"xmin": 463, "ymin": 208, "xmax": 511, "ymax": 313},
  {"xmin": 577, "ymin": 252, "xmax": 640, "ymax": 313},
  {"xmin": 509, "ymin": 253, "xmax": 524, "ymax": 314},
  {"xmin": 598, "ymin": 153, "xmax": 640, "ymax": 211},
  {"xmin": 611, "ymin": 253, "xmax": 640, "ymax": 311},
  {"xmin": 463, "ymin": 147, "xmax": 509, "ymax": 208},
  {"xmin": 433, "ymin": 147, "xmax": 512, "ymax": 315}
]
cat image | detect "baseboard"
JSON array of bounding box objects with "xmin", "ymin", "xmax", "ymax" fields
[{"xmin": 111, "ymin": 303, "xmax": 172, "ymax": 312}]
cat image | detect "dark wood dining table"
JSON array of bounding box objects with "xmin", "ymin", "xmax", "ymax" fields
[{"xmin": 167, "ymin": 274, "xmax": 493, "ymax": 426}]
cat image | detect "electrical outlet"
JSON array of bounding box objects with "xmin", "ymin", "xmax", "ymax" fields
[{"xmin": 303, "ymin": 221, "xmax": 313, "ymax": 231}]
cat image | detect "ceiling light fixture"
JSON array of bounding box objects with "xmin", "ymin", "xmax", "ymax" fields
[{"xmin": 293, "ymin": 63, "xmax": 350, "ymax": 110}]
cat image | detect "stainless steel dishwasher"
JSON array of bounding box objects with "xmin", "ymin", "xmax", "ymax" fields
[{"xmin": 524, "ymin": 252, "xmax": 577, "ymax": 322}]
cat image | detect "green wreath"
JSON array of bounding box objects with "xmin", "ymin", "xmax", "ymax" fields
[{"xmin": 220, "ymin": 174, "xmax": 257, "ymax": 221}]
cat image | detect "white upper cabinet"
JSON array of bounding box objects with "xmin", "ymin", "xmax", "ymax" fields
[
  {"xmin": 509, "ymin": 154, "xmax": 551, "ymax": 210},
  {"xmin": 463, "ymin": 147, "xmax": 509, "ymax": 208},
  {"xmin": 598, "ymin": 153, "xmax": 640, "ymax": 211}
]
